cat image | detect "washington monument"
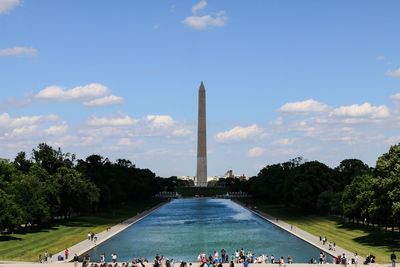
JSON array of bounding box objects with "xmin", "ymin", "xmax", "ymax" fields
[{"xmin": 196, "ymin": 82, "xmax": 207, "ymax": 187}]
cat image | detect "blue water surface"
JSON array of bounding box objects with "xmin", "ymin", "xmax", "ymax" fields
[{"xmin": 88, "ymin": 198, "xmax": 324, "ymax": 263}]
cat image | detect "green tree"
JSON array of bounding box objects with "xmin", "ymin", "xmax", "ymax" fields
[{"xmin": 0, "ymin": 189, "xmax": 24, "ymax": 231}]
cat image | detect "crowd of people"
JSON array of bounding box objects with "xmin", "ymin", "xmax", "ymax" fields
[
  {"xmin": 196, "ymin": 248, "xmax": 292, "ymax": 265},
  {"xmin": 76, "ymin": 248, "xmax": 294, "ymax": 267},
  {"xmin": 59, "ymin": 248, "xmax": 397, "ymax": 267}
]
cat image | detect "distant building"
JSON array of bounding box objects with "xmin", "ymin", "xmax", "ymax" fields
[
  {"xmin": 223, "ymin": 170, "xmax": 247, "ymax": 181},
  {"xmin": 178, "ymin": 176, "xmax": 195, "ymax": 181}
]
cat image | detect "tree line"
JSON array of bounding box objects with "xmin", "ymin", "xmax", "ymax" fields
[
  {"xmin": 0, "ymin": 143, "xmax": 176, "ymax": 233},
  {"xmin": 244, "ymin": 144, "xmax": 400, "ymax": 231}
]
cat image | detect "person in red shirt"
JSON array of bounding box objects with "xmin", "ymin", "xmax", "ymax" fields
[{"xmin": 64, "ymin": 248, "xmax": 69, "ymax": 260}]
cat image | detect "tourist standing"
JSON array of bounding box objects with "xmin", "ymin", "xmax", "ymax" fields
[
  {"xmin": 319, "ymin": 252, "xmax": 324, "ymax": 265},
  {"xmin": 391, "ymin": 252, "xmax": 397, "ymax": 267},
  {"xmin": 341, "ymin": 253, "xmax": 347, "ymax": 267},
  {"xmin": 73, "ymin": 253, "xmax": 79, "ymax": 267},
  {"xmin": 112, "ymin": 252, "xmax": 117, "ymax": 263},
  {"xmin": 230, "ymin": 260, "xmax": 235, "ymax": 267},
  {"xmin": 354, "ymin": 252, "xmax": 358, "ymax": 267},
  {"xmin": 64, "ymin": 248, "xmax": 69, "ymax": 260}
]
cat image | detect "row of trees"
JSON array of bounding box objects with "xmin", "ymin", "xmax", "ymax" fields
[
  {"xmin": 0, "ymin": 143, "xmax": 173, "ymax": 232},
  {"xmin": 244, "ymin": 144, "xmax": 400, "ymax": 231}
]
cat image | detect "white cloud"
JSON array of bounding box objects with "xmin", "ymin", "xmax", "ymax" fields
[
  {"xmin": 9, "ymin": 125, "xmax": 37, "ymax": 138},
  {"xmin": 391, "ymin": 93, "xmax": 400, "ymax": 101},
  {"xmin": 0, "ymin": 113, "xmax": 10, "ymax": 125},
  {"xmin": 183, "ymin": 1, "xmax": 227, "ymax": 30},
  {"xmin": 35, "ymin": 83, "xmax": 124, "ymax": 107},
  {"xmin": 6, "ymin": 114, "xmax": 58, "ymax": 128},
  {"xmin": 146, "ymin": 115, "xmax": 175, "ymax": 128},
  {"xmin": 215, "ymin": 124, "xmax": 263, "ymax": 143},
  {"xmin": 183, "ymin": 12, "xmax": 227, "ymax": 30},
  {"xmin": 384, "ymin": 136, "xmax": 400, "ymax": 145},
  {"xmin": 172, "ymin": 128, "xmax": 193, "ymax": 137},
  {"xmin": 247, "ymin": 147, "xmax": 264, "ymax": 157},
  {"xmin": 0, "ymin": 46, "xmax": 37, "ymax": 57},
  {"xmin": 83, "ymin": 95, "xmax": 124, "ymax": 107},
  {"xmin": 44, "ymin": 124, "xmax": 68, "ymax": 136},
  {"xmin": 35, "ymin": 83, "xmax": 109, "ymax": 101},
  {"xmin": 11, "ymin": 115, "xmax": 43, "ymax": 128},
  {"xmin": 87, "ymin": 115, "xmax": 137, "ymax": 127},
  {"xmin": 192, "ymin": 0, "xmax": 207, "ymax": 13},
  {"xmin": 117, "ymin": 138, "xmax": 134, "ymax": 146},
  {"xmin": 273, "ymin": 138, "xmax": 295, "ymax": 146},
  {"xmin": 386, "ymin": 68, "xmax": 400, "ymax": 78},
  {"xmin": 279, "ymin": 99, "xmax": 328, "ymax": 113},
  {"xmin": 331, "ymin": 103, "xmax": 389, "ymax": 119},
  {"xmin": 0, "ymin": 0, "xmax": 21, "ymax": 14}
]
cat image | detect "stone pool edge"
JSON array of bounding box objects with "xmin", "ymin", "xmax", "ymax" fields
[
  {"xmin": 50, "ymin": 200, "xmax": 170, "ymax": 263},
  {"xmin": 232, "ymin": 200, "xmax": 358, "ymax": 262}
]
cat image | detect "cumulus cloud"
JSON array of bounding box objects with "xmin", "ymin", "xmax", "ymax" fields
[
  {"xmin": 247, "ymin": 147, "xmax": 264, "ymax": 157},
  {"xmin": 117, "ymin": 138, "xmax": 135, "ymax": 146},
  {"xmin": 9, "ymin": 125, "xmax": 38, "ymax": 138},
  {"xmin": 183, "ymin": 1, "xmax": 227, "ymax": 30},
  {"xmin": 279, "ymin": 99, "xmax": 329, "ymax": 113},
  {"xmin": 44, "ymin": 124, "xmax": 68, "ymax": 136},
  {"xmin": 83, "ymin": 95, "xmax": 124, "ymax": 107},
  {"xmin": 0, "ymin": 113, "xmax": 58, "ymax": 128},
  {"xmin": 0, "ymin": 112, "xmax": 11, "ymax": 125},
  {"xmin": 386, "ymin": 68, "xmax": 400, "ymax": 78},
  {"xmin": 87, "ymin": 115, "xmax": 137, "ymax": 127},
  {"xmin": 215, "ymin": 124, "xmax": 263, "ymax": 143},
  {"xmin": 0, "ymin": 113, "xmax": 63, "ymax": 141},
  {"xmin": 146, "ymin": 115, "xmax": 175, "ymax": 128},
  {"xmin": 10, "ymin": 114, "xmax": 58, "ymax": 128},
  {"xmin": 34, "ymin": 83, "xmax": 124, "ymax": 107},
  {"xmin": 331, "ymin": 103, "xmax": 389, "ymax": 119},
  {"xmin": 192, "ymin": 0, "xmax": 207, "ymax": 13},
  {"xmin": 391, "ymin": 93, "xmax": 400, "ymax": 101},
  {"xmin": 273, "ymin": 138, "xmax": 295, "ymax": 146},
  {"xmin": 35, "ymin": 83, "xmax": 109, "ymax": 101},
  {"xmin": 0, "ymin": 46, "xmax": 37, "ymax": 57},
  {"xmin": 183, "ymin": 12, "xmax": 227, "ymax": 30},
  {"xmin": 0, "ymin": 0, "xmax": 21, "ymax": 14},
  {"xmin": 172, "ymin": 128, "xmax": 193, "ymax": 137}
]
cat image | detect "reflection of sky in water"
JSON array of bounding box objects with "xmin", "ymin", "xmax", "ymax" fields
[{"xmin": 88, "ymin": 199, "xmax": 325, "ymax": 263}]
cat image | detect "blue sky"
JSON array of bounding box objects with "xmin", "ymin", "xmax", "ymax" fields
[{"xmin": 1, "ymin": 0, "xmax": 400, "ymax": 177}]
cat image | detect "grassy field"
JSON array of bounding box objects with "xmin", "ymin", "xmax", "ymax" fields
[
  {"xmin": 0, "ymin": 200, "xmax": 162, "ymax": 262},
  {"xmin": 242, "ymin": 200, "xmax": 399, "ymax": 263}
]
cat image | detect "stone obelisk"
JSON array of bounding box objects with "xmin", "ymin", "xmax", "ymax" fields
[{"xmin": 196, "ymin": 81, "xmax": 207, "ymax": 187}]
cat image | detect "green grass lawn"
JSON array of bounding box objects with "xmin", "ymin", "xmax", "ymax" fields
[
  {"xmin": 242, "ymin": 200, "xmax": 399, "ymax": 263},
  {"xmin": 0, "ymin": 200, "xmax": 162, "ymax": 262}
]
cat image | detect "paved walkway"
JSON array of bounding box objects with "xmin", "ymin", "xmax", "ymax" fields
[
  {"xmin": 50, "ymin": 201, "xmax": 168, "ymax": 263},
  {"xmin": 233, "ymin": 200, "xmax": 361, "ymax": 262}
]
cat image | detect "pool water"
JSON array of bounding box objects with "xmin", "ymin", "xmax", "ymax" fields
[{"xmin": 88, "ymin": 198, "xmax": 326, "ymax": 263}]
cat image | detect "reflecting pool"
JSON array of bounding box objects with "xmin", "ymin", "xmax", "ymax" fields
[{"xmin": 88, "ymin": 198, "xmax": 325, "ymax": 263}]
